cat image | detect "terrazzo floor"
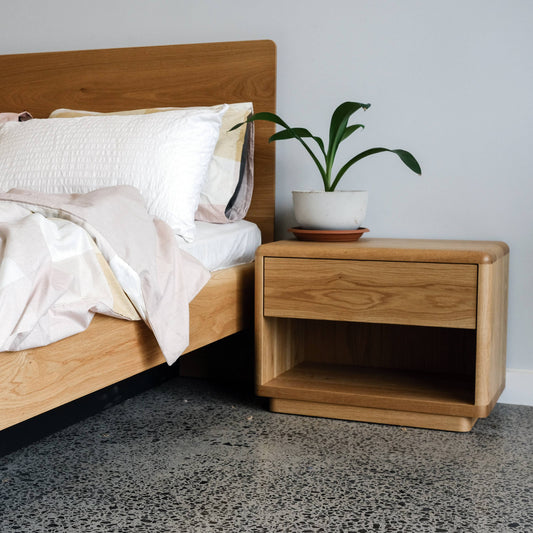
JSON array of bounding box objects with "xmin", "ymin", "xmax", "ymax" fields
[{"xmin": 1, "ymin": 376, "xmax": 532, "ymax": 533}]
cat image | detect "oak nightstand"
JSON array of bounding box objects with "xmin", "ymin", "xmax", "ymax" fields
[{"xmin": 255, "ymin": 238, "xmax": 509, "ymax": 431}]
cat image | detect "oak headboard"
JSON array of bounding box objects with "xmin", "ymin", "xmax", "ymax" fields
[{"xmin": 0, "ymin": 40, "xmax": 277, "ymax": 241}]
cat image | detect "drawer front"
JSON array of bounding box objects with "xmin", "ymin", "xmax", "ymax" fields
[{"xmin": 263, "ymin": 258, "xmax": 478, "ymax": 329}]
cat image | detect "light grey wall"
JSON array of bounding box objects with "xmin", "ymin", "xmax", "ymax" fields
[{"xmin": 2, "ymin": 1, "xmax": 532, "ymax": 397}]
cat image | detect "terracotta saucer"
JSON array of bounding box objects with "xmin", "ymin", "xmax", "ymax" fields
[{"xmin": 289, "ymin": 227, "xmax": 369, "ymax": 242}]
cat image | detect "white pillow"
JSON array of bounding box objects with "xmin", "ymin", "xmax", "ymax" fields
[
  {"xmin": 0, "ymin": 107, "xmax": 226, "ymax": 241},
  {"xmin": 50, "ymin": 103, "xmax": 254, "ymax": 223}
]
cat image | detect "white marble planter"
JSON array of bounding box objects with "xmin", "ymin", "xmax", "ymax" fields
[{"xmin": 292, "ymin": 190, "xmax": 368, "ymax": 230}]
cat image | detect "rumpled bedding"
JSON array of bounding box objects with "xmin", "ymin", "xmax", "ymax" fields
[{"xmin": 0, "ymin": 186, "xmax": 211, "ymax": 365}]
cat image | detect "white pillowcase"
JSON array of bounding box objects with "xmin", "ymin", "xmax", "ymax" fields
[
  {"xmin": 49, "ymin": 103, "xmax": 254, "ymax": 223},
  {"xmin": 0, "ymin": 107, "xmax": 226, "ymax": 241}
]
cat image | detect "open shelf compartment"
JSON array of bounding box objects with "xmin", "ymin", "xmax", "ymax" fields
[
  {"xmin": 257, "ymin": 318, "xmax": 478, "ymax": 419},
  {"xmin": 259, "ymin": 361, "xmax": 476, "ymax": 417}
]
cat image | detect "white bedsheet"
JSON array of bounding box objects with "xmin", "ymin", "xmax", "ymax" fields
[{"xmin": 176, "ymin": 220, "xmax": 261, "ymax": 271}]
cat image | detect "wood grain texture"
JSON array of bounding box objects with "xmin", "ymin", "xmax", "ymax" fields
[
  {"xmin": 259, "ymin": 239, "xmax": 509, "ymax": 264},
  {"xmin": 255, "ymin": 259, "xmax": 304, "ymax": 386},
  {"xmin": 259, "ymin": 362, "xmax": 477, "ymax": 417},
  {"xmin": 270, "ymin": 399, "xmax": 478, "ymax": 432},
  {"xmin": 0, "ymin": 317, "xmax": 162, "ymax": 430},
  {"xmin": 265, "ymin": 319, "xmax": 477, "ymax": 376},
  {"xmin": 0, "ymin": 41, "xmax": 276, "ymax": 430},
  {"xmin": 188, "ymin": 264, "xmax": 254, "ymax": 353},
  {"xmin": 475, "ymin": 254, "xmax": 509, "ymax": 410},
  {"xmin": 264, "ymin": 258, "xmax": 478, "ymax": 329},
  {"xmin": 0, "ymin": 263, "xmax": 254, "ymax": 430}
]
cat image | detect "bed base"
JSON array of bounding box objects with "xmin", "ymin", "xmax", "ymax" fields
[{"xmin": 0, "ymin": 263, "xmax": 254, "ymax": 430}]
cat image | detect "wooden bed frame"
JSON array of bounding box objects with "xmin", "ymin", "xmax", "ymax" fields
[{"xmin": 0, "ymin": 40, "xmax": 276, "ymax": 431}]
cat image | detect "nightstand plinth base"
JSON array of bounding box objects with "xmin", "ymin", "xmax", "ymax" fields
[{"xmin": 270, "ymin": 398, "xmax": 478, "ymax": 432}]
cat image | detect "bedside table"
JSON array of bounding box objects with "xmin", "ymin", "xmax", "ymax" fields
[{"xmin": 255, "ymin": 239, "xmax": 509, "ymax": 431}]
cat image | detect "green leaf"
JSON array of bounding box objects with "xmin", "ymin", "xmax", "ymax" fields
[
  {"xmin": 326, "ymin": 102, "xmax": 371, "ymax": 182},
  {"xmin": 330, "ymin": 147, "xmax": 422, "ymax": 191},
  {"xmin": 270, "ymin": 128, "xmax": 326, "ymax": 157},
  {"xmin": 228, "ymin": 111, "xmax": 291, "ymax": 132},
  {"xmin": 230, "ymin": 112, "xmax": 328, "ymax": 186},
  {"xmin": 392, "ymin": 149, "xmax": 422, "ymax": 175},
  {"xmin": 328, "ymin": 102, "xmax": 370, "ymax": 149},
  {"xmin": 341, "ymin": 124, "xmax": 365, "ymax": 142}
]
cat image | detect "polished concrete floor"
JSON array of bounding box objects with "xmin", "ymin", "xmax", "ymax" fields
[{"xmin": 1, "ymin": 375, "xmax": 532, "ymax": 533}]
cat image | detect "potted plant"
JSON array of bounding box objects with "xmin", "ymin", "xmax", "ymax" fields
[{"xmin": 231, "ymin": 101, "xmax": 421, "ymax": 232}]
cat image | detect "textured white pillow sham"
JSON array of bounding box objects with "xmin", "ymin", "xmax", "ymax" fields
[
  {"xmin": 0, "ymin": 106, "xmax": 226, "ymax": 241},
  {"xmin": 50, "ymin": 103, "xmax": 254, "ymax": 224}
]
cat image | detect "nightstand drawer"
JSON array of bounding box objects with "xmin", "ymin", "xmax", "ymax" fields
[{"xmin": 263, "ymin": 257, "xmax": 478, "ymax": 328}]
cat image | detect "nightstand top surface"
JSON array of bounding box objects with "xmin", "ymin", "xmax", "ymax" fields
[{"xmin": 257, "ymin": 238, "xmax": 509, "ymax": 264}]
